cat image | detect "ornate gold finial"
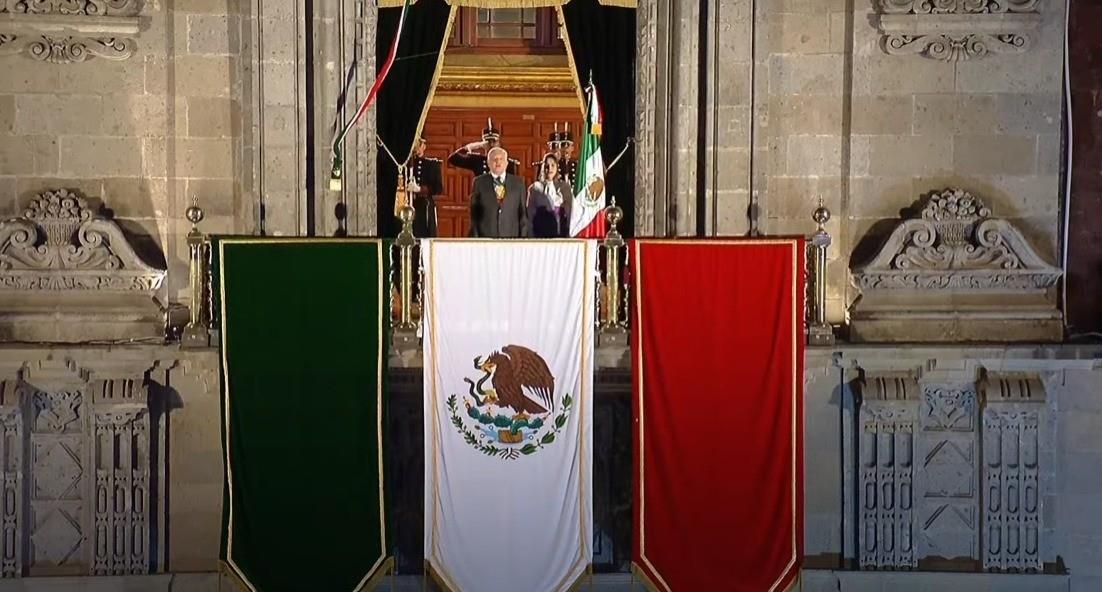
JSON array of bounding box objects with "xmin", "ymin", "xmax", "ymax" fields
[
  {"xmin": 186, "ymin": 205, "xmax": 204, "ymax": 227},
  {"xmin": 812, "ymin": 196, "xmax": 830, "ymax": 232}
]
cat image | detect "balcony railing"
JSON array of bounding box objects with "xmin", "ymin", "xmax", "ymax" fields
[{"xmin": 181, "ymin": 202, "xmax": 834, "ymax": 348}]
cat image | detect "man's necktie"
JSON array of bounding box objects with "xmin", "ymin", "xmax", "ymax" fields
[{"xmin": 493, "ymin": 177, "xmax": 505, "ymax": 203}]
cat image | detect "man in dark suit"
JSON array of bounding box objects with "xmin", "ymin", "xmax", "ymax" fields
[
  {"xmin": 469, "ymin": 147, "xmax": 527, "ymax": 238},
  {"xmin": 405, "ymin": 136, "xmax": 443, "ymax": 237}
]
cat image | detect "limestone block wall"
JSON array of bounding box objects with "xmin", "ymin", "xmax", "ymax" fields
[
  {"xmin": 638, "ymin": 0, "xmax": 1068, "ymax": 325},
  {"xmin": 759, "ymin": 0, "xmax": 1066, "ymax": 323},
  {"xmin": 0, "ymin": 1, "xmax": 254, "ymax": 302}
]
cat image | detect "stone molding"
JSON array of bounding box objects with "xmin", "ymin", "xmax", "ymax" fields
[
  {"xmin": 853, "ymin": 365, "xmax": 1050, "ymax": 572},
  {"xmin": 849, "ymin": 188, "xmax": 1062, "ymax": 343},
  {"xmin": 875, "ymin": 0, "xmax": 1041, "ymax": 62},
  {"xmin": 0, "ymin": 189, "xmax": 165, "ymax": 293},
  {"xmin": 854, "ymin": 188, "xmax": 1060, "ymax": 292},
  {"xmin": 0, "ymin": 1, "xmax": 141, "ymax": 63}
]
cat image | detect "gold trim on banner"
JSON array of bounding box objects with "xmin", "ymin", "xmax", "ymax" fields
[
  {"xmin": 378, "ymin": 0, "xmax": 416, "ymax": 6},
  {"xmin": 410, "ymin": 6, "xmax": 459, "ymax": 161},
  {"xmin": 555, "ymin": 5, "xmax": 588, "ymax": 117},
  {"xmin": 218, "ymin": 238, "xmax": 391, "ymax": 592},
  {"xmin": 633, "ymin": 239, "xmax": 802, "ymax": 592},
  {"xmin": 630, "ymin": 562, "xmax": 664, "ymax": 592},
  {"xmin": 597, "ymin": 0, "xmax": 637, "ymax": 6},
  {"xmin": 424, "ymin": 239, "xmax": 593, "ymax": 592}
]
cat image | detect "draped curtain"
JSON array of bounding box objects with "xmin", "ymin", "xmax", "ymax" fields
[
  {"xmin": 375, "ymin": 0, "xmax": 636, "ymax": 236},
  {"xmin": 376, "ymin": 0, "xmax": 453, "ymax": 237},
  {"xmin": 560, "ymin": 0, "xmax": 636, "ymax": 236}
]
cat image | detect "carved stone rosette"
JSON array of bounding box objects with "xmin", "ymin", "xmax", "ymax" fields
[
  {"xmin": 858, "ymin": 373, "xmax": 920, "ymax": 569},
  {"xmin": 850, "ymin": 188, "xmax": 1063, "ymax": 342},
  {"xmin": 875, "ymin": 0, "xmax": 1041, "ymax": 62},
  {"xmin": 980, "ymin": 372, "xmax": 1044, "ymax": 572},
  {"xmin": 0, "ymin": 0, "xmax": 141, "ymax": 64}
]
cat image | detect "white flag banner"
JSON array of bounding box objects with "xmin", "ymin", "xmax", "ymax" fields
[{"xmin": 423, "ymin": 239, "xmax": 595, "ymax": 592}]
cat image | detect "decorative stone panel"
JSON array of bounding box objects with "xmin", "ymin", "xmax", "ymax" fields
[
  {"xmin": 0, "ymin": 356, "xmax": 164, "ymax": 577},
  {"xmin": 980, "ymin": 372, "xmax": 1044, "ymax": 572},
  {"xmin": 858, "ymin": 372, "xmax": 920, "ymax": 569},
  {"xmin": 0, "ymin": 1, "xmax": 141, "ymax": 64},
  {"xmin": 916, "ymin": 383, "xmax": 980, "ymax": 563},
  {"xmin": 0, "ymin": 189, "xmax": 166, "ymax": 343},
  {"xmin": 875, "ymin": 0, "xmax": 1042, "ymax": 62},
  {"xmin": 850, "ymin": 188, "xmax": 1062, "ymax": 342}
]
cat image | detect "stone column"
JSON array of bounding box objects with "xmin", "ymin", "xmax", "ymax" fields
[
  {"xmin": 857, "ymin": 372, "xmax": 920, "ymax": 569},
  {"xmin": 981, "ymin": 372, "xmax": 1046, "ymax": 572},
  {"xmin": 244, "ymin": 0, "xmax": 309, "ymax": 236},
  {"xmin": 309, "ymin": 0, "xmax": 378, "ymax": 237}
]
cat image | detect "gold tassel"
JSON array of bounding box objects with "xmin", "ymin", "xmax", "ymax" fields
[{"xmin": 395, "ymin": 165, "xmax": 409, "ymax": 218}]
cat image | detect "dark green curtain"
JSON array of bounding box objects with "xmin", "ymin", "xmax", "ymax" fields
[
  {"xmin": 562, "ymin": 0, "xmax": 636, "ymax": 237},
  {"xmin": 376, "ymin": 0, "xmax": 452, "ymax": 237},
  {"xmin": 217, "ymin": 239, "xmax": 390, "ymax": 592}
]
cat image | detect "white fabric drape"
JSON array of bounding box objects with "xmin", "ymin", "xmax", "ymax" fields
[{"xmin": 423, "ymin": 239, "xmax": 596, "ymax": 592}]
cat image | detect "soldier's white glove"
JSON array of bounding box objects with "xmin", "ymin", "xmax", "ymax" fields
[
  {"xmin": 406, "ymin": 180, "xmax": 421, "ymax": 193},
  {"xmin": 464, "ymin": 141, "xmax": 485, "ymax": 151}
]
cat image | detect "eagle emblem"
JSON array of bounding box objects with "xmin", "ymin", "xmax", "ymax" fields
[
  {"xmin": 447, "ymin": 344, "xmax": 572, "ymax": 460},
  {"xmin": 582, "ymin": 176, "xmax": 604, "ymax": 207}
]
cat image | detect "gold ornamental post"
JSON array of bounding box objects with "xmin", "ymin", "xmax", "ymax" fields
[
  {"xmin": 395, "ymin": 203, "xmax": 417, "ymax": 331},
  {"xmin": 807, "ymin": 200, "xmax": 834, "ymax": 345},
  {"xmin": 182, "ymin": 205, "xmax": 211, "ymax": 347},
  {"xmin": 600, "ymin": 199, "xmax": 627, "ymax": 334}
]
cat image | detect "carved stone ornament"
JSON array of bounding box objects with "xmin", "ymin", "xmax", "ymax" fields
[
  {"xmin": 849, "ymin": 188, "xmax": 1063, "ymax": 343},
  {"xmin": 0, "ymin": 189, "xmax": 164, "ymax": 292},
  {"xmin": 0, "ymin": 189, "xmax": 166, "ymax": 343},
  {"xmin": 875, "ymin": 0, "xmax": 1041, "ymax": 62},
  {"xmin": 0, "ymin": 1, "xmax": 141, "ymax": 64}
]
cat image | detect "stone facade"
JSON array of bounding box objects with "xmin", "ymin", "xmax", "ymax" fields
[{"xmin": 1, "ymin": 1, "xmax": 1099, "ymax": 591}]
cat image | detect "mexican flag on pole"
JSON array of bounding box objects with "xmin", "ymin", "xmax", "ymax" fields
[{"xmin": 569, "ymin": 83, "xmax": 606, "ymax": 238}]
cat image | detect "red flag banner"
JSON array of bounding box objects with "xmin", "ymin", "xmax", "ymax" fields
[{"xmin": 631, "ymin": 239, "xmax": 805, "ymax": 592}]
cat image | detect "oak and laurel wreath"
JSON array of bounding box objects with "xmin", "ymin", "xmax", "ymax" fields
[{"xmin": 446, "ymin": 393, "xmax": 573, "ymax": 461}]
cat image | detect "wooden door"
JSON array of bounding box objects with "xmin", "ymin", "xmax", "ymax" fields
[{"xmin": 422, "ymin": 107, "xmax": 583, "ymax": 237}]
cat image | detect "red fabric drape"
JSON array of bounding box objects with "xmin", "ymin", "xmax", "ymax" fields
[{"xmin": 631, "ymin": 239, "xmax": 805, "ymax": 592}]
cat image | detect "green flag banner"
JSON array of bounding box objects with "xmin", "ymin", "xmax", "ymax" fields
[{"xmin": 217, "ymin": 238, "xmax": 391, "ymax": 592}]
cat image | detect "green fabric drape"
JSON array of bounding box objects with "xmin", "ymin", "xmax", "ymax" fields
[
  {"xmin": 377, "ymin": 0, "xmax": 453, "ymax": 237},
  {"xmin": 561, "ymin": 0, "xmax": 636, "ymax": 236},
  {"xmin": 217, "ymin": 239, "xmax": 390, "ymax": 592}
]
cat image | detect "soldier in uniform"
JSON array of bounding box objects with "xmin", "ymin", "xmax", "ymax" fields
[
  {"xmin": 448, "ymin": 119, "xmax": 519, "ymax": 178},
  {"xmin": 405, "ymin": 136, "xmax": 443, "ymax": 237},
  {"xmin": 558, "ymin": 128, "xmax": 578, "ymax": 188}
]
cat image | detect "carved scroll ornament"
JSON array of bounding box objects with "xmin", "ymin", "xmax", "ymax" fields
[
  {"xmin": 0, "ymin": 0, "xmax": 140, "ymax": 63},
  {"xmin": 852, "ymin": 188, "xmax": 1061, "ymax": 292},
  {"xmin": 0, "ymin": 189, "xmax": 165, "ymax": 292},
  {"xmin": 876, "ymin": 0, "xmax": 1041, "ymax": 62}
]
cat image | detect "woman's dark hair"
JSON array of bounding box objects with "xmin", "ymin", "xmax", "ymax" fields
[{"xmin": 541, "ymin": 153, "xmax": 559, "ymax": 179}]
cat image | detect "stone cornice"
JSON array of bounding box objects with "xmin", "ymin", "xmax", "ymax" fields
[
  {"xmin": 875, "ymin": 0, "xmax": 1042, "ymax": 61},
  {"xmin": 0, "ymin": 1, "xmax": 141, "ymax": 63}
]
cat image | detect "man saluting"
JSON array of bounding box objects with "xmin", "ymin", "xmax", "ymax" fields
[
  {"xmin": 448, "ymin": 118, "xmax": 519, "ymax": 177},
  {"xmin": 468, "ymin": 147, "xmax": 527, "ymax": 238}
]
